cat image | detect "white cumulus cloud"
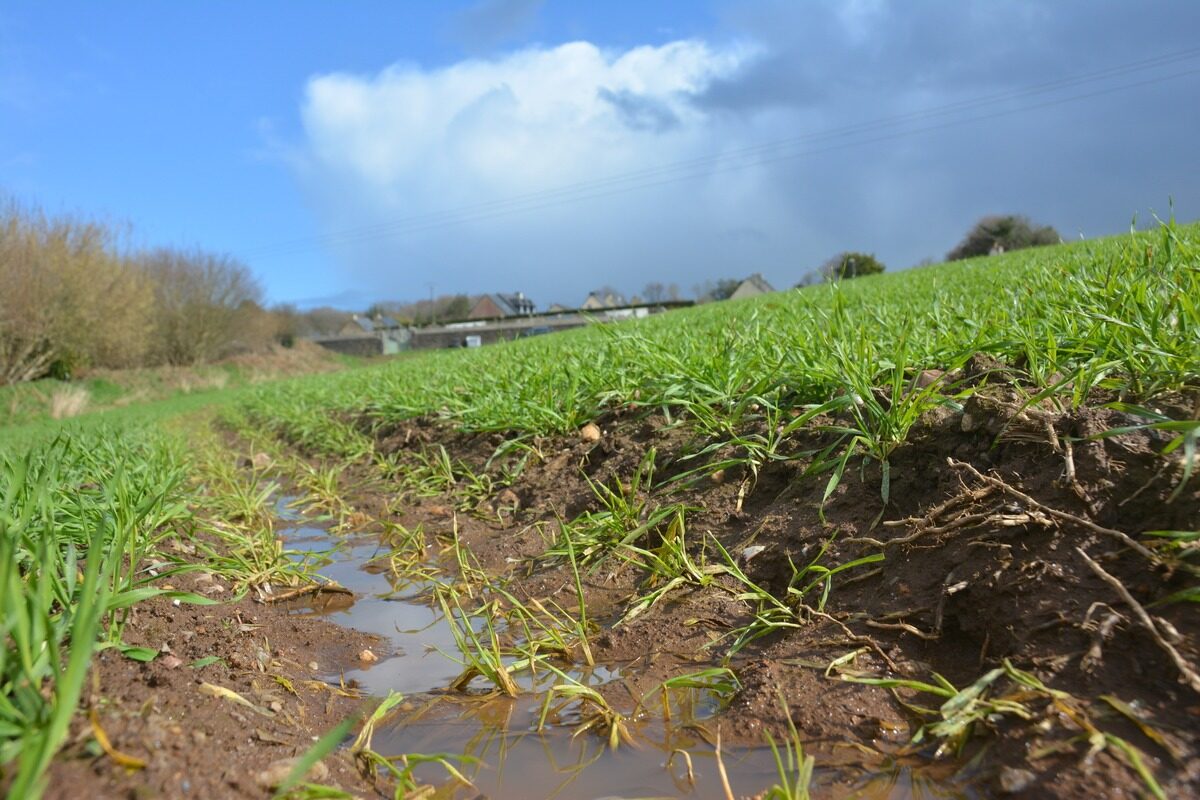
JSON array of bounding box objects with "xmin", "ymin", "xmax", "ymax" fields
[{"xmin": 290, "ymin": 39, "xmax": 819, "ymax": 305}]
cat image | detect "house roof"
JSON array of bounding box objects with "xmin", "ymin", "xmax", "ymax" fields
[
  {"xmin": 485, "ymin": 292, "xmax": 535, "ymax": 316},
  {"xmin": 582, "ymin": 291, "xmax": 627, "ymax": 309},
  {"xmin": 735, "ymin": 273, "xmax": 775, "ymax": 295}
]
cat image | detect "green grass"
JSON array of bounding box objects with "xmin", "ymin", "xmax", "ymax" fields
[
  {"xmin": 0, "ymin": 385, "xmax": 248, "ymax": 454},
  {"xmin": 0, "ymin": 429, "xmax": 206, "ymax": 797},
  {"xmin": 238, "ymin": 221, "xmax": 1199, "ymax": 508}
]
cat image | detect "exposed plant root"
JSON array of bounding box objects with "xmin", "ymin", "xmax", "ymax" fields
[
  {"xmin": 798, "ymin": 604, "xmax": 902, "ymax": 673},
  {"xmin": 948, "ymin": 459, "xmax": 1159, "ymax": 563},
  {"xmin": 1079, "ymin": 601, "xmax": 1126, "ymax": 675},
  {"xmin": 1076, "ymin": 547, "xmax": 1200, "ymax": 694},
  {"xmin": 1062, "ymin": 437, "xmax": 1101, "ymax": 518},
  {"xmin": 863, "ymin": 619, "xmax": 940, "ymax": 641}
]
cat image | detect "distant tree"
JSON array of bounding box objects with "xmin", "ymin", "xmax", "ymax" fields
[
  {"xmin": 299, "ymin": 306, "xmax": 354, "ymax": 336},
  {"xmin": 271, "ymin": 303, "xmax": 301, "ymax": 347},
  {"xmin": 439, "ymin": 294, "xmax": 471, "ymax": 321},
  {"xmin": 139, "ymin": 247, "xmax": 264, "ymax": 365},
  {"xmin": 364, "ymin": 302, "xmax": 391, "ymax": 320},
  {"xmin": 667, "ymin": 283, "xmax": 680, "ymax": 301},
  {"xmin": 946, "ymin": 214, "xmax": 1060, "ymax": 261},
  {"xmin": 643, "ymin": 282, "xmax": 666, "ymax": 303},
  {"xmin": 793, "ymin": 270, "xmax": 822, "ymax": 288},
  {"xmin": 0, "ymin": 201, "xmax": 153, "ymax": 382},
  {"xmin": 693, "ymin": 278, "xmax": 741, "ymax": 303},
  {"xmin": 822, "ymin": 252, "xmax": 886, "ymax": 281}
]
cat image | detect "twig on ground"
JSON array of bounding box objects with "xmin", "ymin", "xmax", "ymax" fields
[{"xmin": 258, "ymin": 583, "xmax": 353, "ymax": 604}]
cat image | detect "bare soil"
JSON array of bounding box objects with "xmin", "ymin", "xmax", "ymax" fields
[
  {"xmin": 364, "ymin": 384, "xmax": 1200, "ymax": 798},
  {"xmin": 40, "ymin": 586, "xmax": 386, "ymax": 799}
]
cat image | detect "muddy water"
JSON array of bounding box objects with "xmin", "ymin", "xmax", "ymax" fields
[{"xmin": 276, "ymin": 500, "xmax": 970, "ymax": 799}]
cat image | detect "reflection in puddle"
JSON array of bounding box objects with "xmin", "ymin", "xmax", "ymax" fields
[{"xmin": 276, "ymin": 500, "xmax": 971, "ymax": 799}]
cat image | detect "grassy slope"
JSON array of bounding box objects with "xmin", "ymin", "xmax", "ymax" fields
[{"xmin": 243, "ymin": 221, "xmax": 1198, "ymax": 467}]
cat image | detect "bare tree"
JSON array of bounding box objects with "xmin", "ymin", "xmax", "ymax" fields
[
  {"xmin": 139, "ymin": 247, "xmax": 264, "ymax": 365},
  {"xmin": 643, "ymin": 282, "xmax": 666, "ymax": 303},
  {"xmin": 0, "ymin": 201, "xmax": 152, "ymax": 383},
  {"xmin": 692, "ymin": 278, "xmax": 740, "ymax": 303}
]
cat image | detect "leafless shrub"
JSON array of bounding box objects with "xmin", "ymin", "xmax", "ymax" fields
[
  {"xmin": 137, "ymin": 247, "xmax": 265, "ymax": 365},
  {"xmin": 0, "ymin": 200, "xmax": 153, "ymax": 384}
]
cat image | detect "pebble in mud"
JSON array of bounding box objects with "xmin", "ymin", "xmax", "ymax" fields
[
  {"xmin": 998, "ymin": 767, "xmax": 1038, "ymax": 794},
  {"xmin": 256, "ymin": 756, "xmax": 329, "ymax": 789},
  {"xmin": 579, "ymin": 422, "xmax": 602, "ymax": 442}
]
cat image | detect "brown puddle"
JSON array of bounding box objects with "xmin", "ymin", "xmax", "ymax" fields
[{"xmin": 276, "ymin": 498, "xmax": 974, "ymax": 799}]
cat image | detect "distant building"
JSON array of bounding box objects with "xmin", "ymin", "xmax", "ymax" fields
[
  {"xmin": 729, "ymin": 273, "xmax": 775, "ymax": 300},
  {"xmin": 339, "ymin": 315, "xmax": 370, "ymax": 336},
  {"xmin": 468, "ymin": 292, "xmax": 536, "ymax": 319},
  {"xmin": 339, "ymin": 313, "xmax": 400, "ymax": 336},
  {"xmin": 581, "ymin": 291, "xmax": 627, "ymax": 310},
  {"xmin": 323, "ymin": 313, "xmax": 409, "ymax": 356}
]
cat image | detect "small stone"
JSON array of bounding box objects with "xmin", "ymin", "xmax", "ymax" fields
[
  {"xmin": 960, "ymin": 412, "xmax": 981, "ymax": 433},
  {"xmin": 251, "ymin": 452, "xmax": 272, "ymax": 471},
  {"xmin": 256, "ymin": 756, "xmax": 329, "ymax": 790},
  {"xmin": 496, "ymin": 489, "xmax": 520, "ymax": 509},
  {"xmin": 307, "ymin": 661, "xmax": 319, "ymax": 671},
  {"xmin": 358, "ymin": 649, "xmax": 379, "ymax": 663},
  {"xmin": 579, "ymin": 423, "xmax": 602, "ymax": 442},
  {"xmin": 160, "ymin": 655, "xmax": 184, "ymax": 669},
  {"xmin": 914, "ymin": 369, "xmax": 944, "ymax": 389},
  {"xmin": 998, "ymin": 767, "xmax": 1037, "ymax": 794},
  {"xmin": 741, "ymin": 545, "xmax": 766, "ymax": 562}
]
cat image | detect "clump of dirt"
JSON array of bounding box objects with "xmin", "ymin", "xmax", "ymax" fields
[{"xmin": 359, "ymin": 385, "xmax": 1200, "ymax": 799}]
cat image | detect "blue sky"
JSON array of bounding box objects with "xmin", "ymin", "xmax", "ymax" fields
[{"xmin": 2, "ymin": 1, "xmax": 1198, "ymax": 309}]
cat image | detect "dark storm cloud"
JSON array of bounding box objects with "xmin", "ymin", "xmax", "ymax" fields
[
  {"xmin": 700, "ymin": 1, "xmax": 1200, "ymax": 110},
  {"xmin": 453, "ymin": 0, "xmax": 544, "ymax": 52},
  {"xmin": 688, "ymin": 0, "xmax": 1200, "ymax": 267}
]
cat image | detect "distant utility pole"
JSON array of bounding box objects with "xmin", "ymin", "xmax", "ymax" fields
[{"xmin": 428, "ymin": 283, "xmax": 435, "ymax": 325}]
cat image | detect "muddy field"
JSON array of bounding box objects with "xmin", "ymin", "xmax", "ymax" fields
[{"xmin": 37, "ymin": 380, "xmax": 1199, "ymax": 799}]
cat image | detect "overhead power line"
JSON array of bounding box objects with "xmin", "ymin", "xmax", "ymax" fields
[{"xmin": 243, "ymin": 47, "xmax": 1200, "ymax": 259}]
